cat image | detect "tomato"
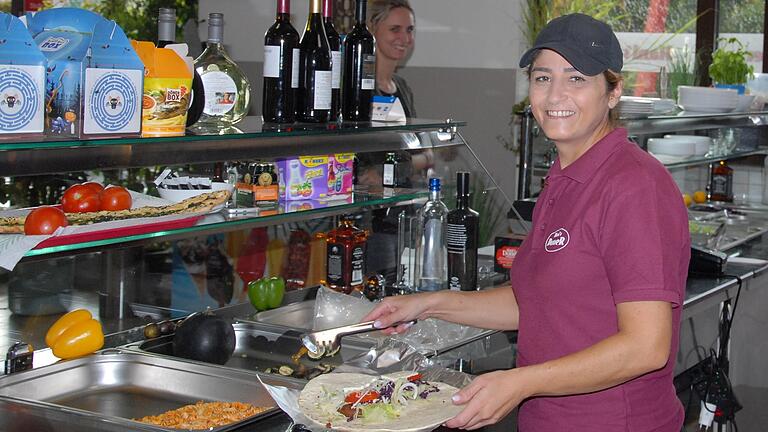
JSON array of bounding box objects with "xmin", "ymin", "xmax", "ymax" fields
[
  {"xmin": 407, "ymin": 373, "xmax": 422, "ymax": 382},
  {"xmin": 61, "ymin": 184, "xmax": 100, "ymax": 213},
  {"xmin": 344, "ymin": 390, "xmax": 380, "ymax": 404},
  {"xmin": 81, "ymin": 181, "xmax": 104, "ymax": 195},
  {"xmin": 99, "ymin": 185, "xmax": 132, "ymax": 211},
  {"xmin": 24, "ymin": 206, "xmax": 68, "ymax": 235}
]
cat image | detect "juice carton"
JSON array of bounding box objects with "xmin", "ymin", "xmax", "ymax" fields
[
  {"xmin": 0, "ymin": 13, "xmax": 46, "ymax": 137},
  {"xmin": 131, "ymin": 41, "xmax": 193, "ymax": 137},
  {"xmin": 26, "ymin": 8, "xmax": 143, "ymax": 138},
  {"xmin": 327, "ymin": 153, "xmax": 355, "ymax": 198},
  {"xmin": 277, "ymin": 156, "xmax": 329, "ymax": 201}
]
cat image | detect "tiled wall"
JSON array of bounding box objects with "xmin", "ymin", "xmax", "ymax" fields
[{"xmin": 668, "ymin": 157, "xmax": 767, "ymax": 204}]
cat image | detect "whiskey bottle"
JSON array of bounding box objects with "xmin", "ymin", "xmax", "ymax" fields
[
  {"xmin": 326, "ymin": 215, "xmax": 368, "ymax": 294},
  {"xmin": 382, "ymin": 152, "xmax": 398, "ymax": 188},
  {"xmin": 709, "ymin": 160, "xmax": 733, "ymax": 202},
  {"xmin": 447, "ymin": 172, "xmax": 479, "ymax": 291}
]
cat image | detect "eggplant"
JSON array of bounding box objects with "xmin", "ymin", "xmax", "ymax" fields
[{"xmin": 172, "ymin": 313, "xmax": 235, "ymax": 365}]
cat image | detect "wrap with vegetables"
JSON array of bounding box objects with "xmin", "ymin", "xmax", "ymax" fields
[{"xmin": 298, "ymin": 372, "xmax": 462, "ymax": 432}]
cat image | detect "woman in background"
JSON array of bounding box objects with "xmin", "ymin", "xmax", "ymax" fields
[{"xmin": 369, "ymin": 0, "xmax": 417, "ymax": 118}]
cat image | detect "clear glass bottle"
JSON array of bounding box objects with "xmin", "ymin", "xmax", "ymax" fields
[
  {"xmin": 194, "ymin": 13, "xmax": 251, "ymax": 127},
  {"xmin": 414, "ymin": 178, "xmax": 449, "ymax": 291},
  {"xmin": 325, "ymin": 215, "xmax": 369, "ymax": 294}
]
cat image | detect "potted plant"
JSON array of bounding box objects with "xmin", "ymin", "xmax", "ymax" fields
[{"xmin": 709, "ymin": 37, "xmax": 754, "ymax": 94}]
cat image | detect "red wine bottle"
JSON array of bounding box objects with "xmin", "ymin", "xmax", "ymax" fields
[
  {"xmin": 263, "ymin": 0, "xmax": 300, "ymax": 123},
  {"xmin": 298, "ymin": 0, "xmax": 332, "ymax": 123},
  {"xmin": 323, "ymin": 0, "xmax": 341, "ymax": 121},
  {"xmin": 156, "ymin": 7, "xmax": 205, "ymax": 127},
  {"xmin": 341, "ymin": 0, "xmax": 375, "ymax": 121},
  {"xmin": 447, "ymin": 172, "xmax": 479, "ymax": 291}
]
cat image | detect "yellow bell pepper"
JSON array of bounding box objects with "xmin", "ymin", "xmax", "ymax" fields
[
  {"xmin": 45, "ymin": 309, "xmax": 92, "ymax": 347},
  {"xmin": 46, "ymin": 309, "xmax": 104, "ymax": 359}
]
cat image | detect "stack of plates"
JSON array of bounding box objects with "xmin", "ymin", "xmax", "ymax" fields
[
  {"xmin": 678, "ymin": 86, "xmax": 739, "ymax": 113},
  {"xmin": 617, "ymin": 96, "xmax": 677, "ymax": 117},
  {"xmin": 647, "ymin": 136, "xmax": 710, "ymax": 157},
  {"xmin": 617, "ymin": 96, "xmax": 654, "ymax": 117}
]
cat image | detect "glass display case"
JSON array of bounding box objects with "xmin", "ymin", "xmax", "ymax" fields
[{"xmin": 0, "ymin": 117, "xmax": 513, "ymax": 361}]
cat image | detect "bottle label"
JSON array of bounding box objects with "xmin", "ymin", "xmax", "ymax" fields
[
  {"xmin": 711, "ymin": 174, "xmax": 729, "ymax": 196},
  {"xmin": 383, "ymin": 163, "xmax": 395, "ymax": 187},
  {"xmin": 362, "ymin": 54, "xmax": 376, "ymax": 90},
  {"xmin": 446, "ymin": 223, "xmax": 468, "ymax": 253},
  {"xmin": 351, "ymin": 245, "xmax": 365, "ymax": 286},
  {"xmin": 313, "ymin": 70, "xmax": 332, "ymax": 110},
  {"xmin": 331, "ymin": 50, "xmax": 342, "ymax": 89},
  {"xmin": 327, "ymin": 242, "xmax": 343, "ymax": 285},
  {"xmin": 291, "ymin": 48, "xmax": 300, "ymax": 88},
  {"xmin": 263, "ymin": 45, "xmax": 281, "ymax": 78},
  {"xmin": 201, "ymin": 71, "xmax": 238, "ymax": 115}
]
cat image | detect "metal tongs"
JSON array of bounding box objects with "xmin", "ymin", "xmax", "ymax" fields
[{"xmin": 300, "ymin": 320, "xmax": 416, "ymax": 357}]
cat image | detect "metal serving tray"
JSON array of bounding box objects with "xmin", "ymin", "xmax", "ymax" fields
[
  {"xmin": 0, "ymin": 350, "xmax": 301, "ymax": 432},
  {"xmin": 248, "ymin": 300, "xmax": 316, "ymax": 330},
  {"xmin": 123, "ymin": 321, "xmax": 376, "ymax": 380}
]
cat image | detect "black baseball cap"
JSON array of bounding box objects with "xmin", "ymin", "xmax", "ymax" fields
[{"xmin": 519, "ymin": 13, "xmax": 623, "ymax": 75}]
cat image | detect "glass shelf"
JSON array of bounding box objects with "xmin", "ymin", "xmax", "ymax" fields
[
  {"xmin": 0, "ymin": 117, "xmax": 465, "ymax": 151},
  {"xmin": 623, "ymin": 111, "xmax": 768, "ymax": 135},
  {"xmin": 0, "ymin": 117, "xmax": 467, "ymax": 177},
  {"xmin": 658, "ymin": 148, "xmax": 768, "ymax": 169},
  {"xmin": 24, "ymin": 189, "xmax": 428, "ymax": 258}
]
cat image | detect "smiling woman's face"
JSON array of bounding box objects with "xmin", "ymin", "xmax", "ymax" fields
[
  {"xmin": 373, "ymin": 7, "xmax": 415, "ymax": 62},
  {"xmin": 529, "ymin": 49, "xmax": 621, "ymax": 148}
]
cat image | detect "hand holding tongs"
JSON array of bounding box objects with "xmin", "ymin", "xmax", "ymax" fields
[{"xmin": 300, "ymin": 319, "xmax": 416, "ymax": 357}]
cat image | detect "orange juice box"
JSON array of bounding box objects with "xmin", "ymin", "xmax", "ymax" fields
[{"xmin": 131, "ymin": 41, "xmax": 193, "ymax": 137}]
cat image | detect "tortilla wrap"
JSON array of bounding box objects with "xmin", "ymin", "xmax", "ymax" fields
[{"xmin": 298, "ymin": 372, "xmax": 463, "ymax": 432}]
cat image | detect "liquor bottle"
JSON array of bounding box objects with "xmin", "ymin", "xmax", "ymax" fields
[
  {"xmin": 298, "ymin": 0, "xmax": 332, "ymax": 123},
  {"xmin": 709, "ymin": 160, "xmax": 734, "ymax": 202},
  {"xmin": 414, "ymin": 178, "xmax": 449, "ymax": 291},
  {"xmin": 157, "ymin": 7, "xmax": 206, "ymax": 127},
  {"xmin": 326, "ymin": 215, "xmax": 369, "ymax": 294},
  {"xmin": 382, "ymin": 152, "xmax": 398, "ymax": 188},
  {"xmin": 262, "ymin": 0, "xmax": 300, "ymax": 123},
  {"xmin": 323, "ymin": 0, "xmax": 341, "ymax": 121},
  {"xmin": 341, "ymin": 0, "xmax": 376, "ymax": 121},
  {"xmin": 194, "ymin": 13, "xmax": 252, "ymax": 127},
  {"xmin": 447, "ymin": 172, "xmax": 479, "ymax": 291}
]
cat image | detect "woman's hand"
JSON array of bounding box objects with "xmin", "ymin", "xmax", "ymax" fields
[
  {"xmin": 361, "ymin": 293, "xmax": 436, "ymax": 335},
  {"xmin": 445, "ymin": 369, "xmax": 531, "ymax": 430}
]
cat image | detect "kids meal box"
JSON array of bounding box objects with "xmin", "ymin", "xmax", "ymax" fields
[
  {"xmin": 26, "ymin": 8, "xmax": 143, "ymax": 138},
  {"xmin": 0, "ymin": 13, "xmax": 46, "ymax": 138}
]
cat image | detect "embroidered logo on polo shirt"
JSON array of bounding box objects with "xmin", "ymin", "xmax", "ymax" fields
[{"xmin": 544, "ymin": 228, "xmax": 569, "ymax": 252}]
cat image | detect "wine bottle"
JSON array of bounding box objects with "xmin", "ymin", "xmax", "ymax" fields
[
  {"xmin": 194, "ymin": 13, "xmax": 252, "ymax": 127},
  {"xmin": 447, "ymin": 172, "xmax": 479, "ymax": 291},
  {"xmin": 415, "ymin": 178, "xmax": 449, "ymax": 291},
  {"xmin": 263, "ymin": 0, "xmax": 300, "ymax": 123},
  {"xmin": 323, "ymin": 0, "xmax": 341, "ymax": 121},
  {"xmin": 341, "ymin": 0, "xmax": 376, "ymax": 121},
  {"xmin": 298, "ymin": 0, "xmax": 332, "ymax": 123},
  {"xmin": 157, "ymin": 7, "xmax": 206, "ymax": 127}
]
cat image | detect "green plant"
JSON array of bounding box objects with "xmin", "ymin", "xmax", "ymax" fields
[
  {"xmin": 709, "ymin": 37, "xmax": 754, "ymax": 85},
  {"xmin": 667, "ymin": 41, "xmax": 697, "ymax": 101}
]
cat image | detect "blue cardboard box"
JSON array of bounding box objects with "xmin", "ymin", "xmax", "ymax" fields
[
  {"xmin": 26, "ymin": 8, "xmax": 143, "ymax": 138},
  {"xmin": 0, "ymin": 13, "xmax": 46, "ymax": 137}
]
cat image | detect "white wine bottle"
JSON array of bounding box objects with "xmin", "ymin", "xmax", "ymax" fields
[{"xmin": 194, "ymin": 13, "xmax": 251, "ymax": 127}]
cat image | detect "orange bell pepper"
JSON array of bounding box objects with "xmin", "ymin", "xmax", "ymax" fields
[{"xmin": 46, "ymin": 309, "xmax": 104, "ymax": 359}]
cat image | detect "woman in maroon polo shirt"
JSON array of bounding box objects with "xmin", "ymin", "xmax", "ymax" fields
[{"xmin": 363, "ymin": 13, "xmax": 691, "ymax": 432}]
